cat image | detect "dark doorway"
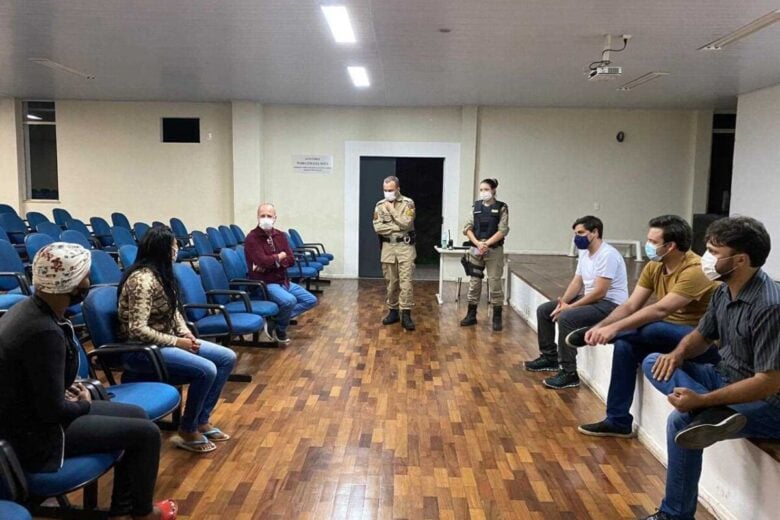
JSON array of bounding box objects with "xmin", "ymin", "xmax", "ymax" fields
[
  {"xmin": 358, "ymin": 157, "xmax": 444, "ymax": 278},
  {"xmin": 706, "ymin": 114, "xmax": 736, "ymax": 215}
]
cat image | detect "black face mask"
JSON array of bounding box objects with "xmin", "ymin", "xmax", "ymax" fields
[{"xmin": 69, "ymin": 286, "xmax": 90, "ymax": 306}]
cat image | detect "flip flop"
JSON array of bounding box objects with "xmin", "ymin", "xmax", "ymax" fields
[
  {"xmin": 201, "ymin": 427, "xmax": 231, "ymax": 442},
  {"xmin": 156, "ymin": 499, "xmax": 178, "ymax": 520},
  {"xmin": 172, "ymin": 435, "xmax": 216, "ymax": 453}
]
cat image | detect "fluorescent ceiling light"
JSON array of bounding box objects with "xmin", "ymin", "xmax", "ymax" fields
[
  {"xmin": 617, "ymin": 72, "xmax": 669, "ymax": 91},
  {"xmin": 699, "ymin": 10, "xmax": 780, "ymax": 50},
  {"xmin": 347, "ymin": 66, "xmax": 370, "ymax": 87},
  {"xmin": 26, "ymin": 114, "xmax": 43, "ymax": 120},
  {"xmin": 321, "ymin": 5, "xmax": 356, "ymax": 43},
  {"xmin": 29, "ymin": 58, "xmax": 95, "ymax": 79}
]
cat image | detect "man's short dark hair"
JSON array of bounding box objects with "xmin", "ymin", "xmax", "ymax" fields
[
  {"xmin": 705, "ymin": 216, "xmax": 771, "ymax": 267},
  {"xmin": 648, "ymin": 215, "xmax": 692, "ymax": 252},
  {"xmin": 572, "ymin": 215, "xmax": 603, "ymax": 239}
]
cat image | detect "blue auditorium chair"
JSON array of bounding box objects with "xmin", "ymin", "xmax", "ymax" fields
[
  {"xmin": 111, "ymin": 226, "xmax": 136, "ymax": 248},
  {"xmin": 24, "ymin": 211, "xmax": 50, "ymax": 229},
  {"xmin": 52, "ymin": 208, "xmax": 72, "ymax": 228},
  {"xmin": 229, "ymin": 224, "xmax": 246, "ymax": 244},
  {"xmin": 64, "ymin": 219, "xmax": 100, "ymax": 248},
  {"xmin": 60, "ymin": 229, "xmax": 93, "ymax": 250},
  {"xmin": 35, "ymin": 221, "xmax": 62, "ymax": 240},
  {"xmin": 133, "ymin": 222, "xmax": 150, "ymax": 242},
  {"xmin": 289, "ymin": 228, "xmax": 334, "ymax": 261},
  {"xmin": 192, "ymin": 230, "xmax": 219, "ymax": 258},
  {"xmin": 0, "ymin": 203, "xmax": 17, "ymax": 215},
  {"xmin": 219, "ymin": 225, "xmax": 239, "ymax": 248},
  {"xmin": 89, "ymin": 250, "xmax": 122, "ymax": 286},
  {"xmin": 1, "ymin": 439, "xmax": 113, "ymax": 519},
  {"xmin": 0, "ymin": 213, "xmax": 28, "ymax": 245},
  {"xmin": 206, "ymin": 226, "xmax": 228, "ymax": 252},
  {"xmin": 81, "ymin": 287, "xmax": 181, "ymax": 422},
  {"xmin": 0, "ymin": 225, "xmax": 27, "ymax": 258},
  {"xmin": 173, "ymin": 263, "xmax": 264, "ymax": 345},
  {"xmin": 23, "ymin": 233, "xmax": 54, "ymax": 260},
  {"xmin": 89, "ymin": 217, "xmax": 117, "ymax": 250},
  {"xmin": 200, "ymin": 255, "xmax": 278, "ymax": 322},
  {"xmin": 118, "ymin": 245, "xmax": 138, "ymax": 269},
  {"xmin": 110, "ymin": 211, "xmax": 132, "ymax": 232}
]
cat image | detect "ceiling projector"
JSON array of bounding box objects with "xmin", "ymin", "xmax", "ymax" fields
[{"xmin": 588, "ymin": 66, "xmax": 622, "ymax": 81}]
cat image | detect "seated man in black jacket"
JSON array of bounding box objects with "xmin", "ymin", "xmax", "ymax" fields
[{"xmin": 0, "ymin": 242, "xmax": 177, "ymax": 520}]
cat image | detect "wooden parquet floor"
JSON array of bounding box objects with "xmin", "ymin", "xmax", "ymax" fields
[{"xmin": 80, "ymin": 279, "xmax": 715, "ymax": 520}]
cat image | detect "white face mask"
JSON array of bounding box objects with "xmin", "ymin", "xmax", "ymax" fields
[
  {"xmin": 258, "ymin": 217, "xmax": 274, "ymax": 231},
  {"xmin": 383, "ymin": 190, "xmax": 396, "ymax": 202},
  {"xmin": 701, "ymin": 251, "xmax": 737, "ymax": 281},
  {"xmin": 479, "ymin": 190, "xmax": 493, "ymax": 201}
]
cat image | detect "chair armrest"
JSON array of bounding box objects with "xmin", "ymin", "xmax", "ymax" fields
[
  {"xmin": 78, "ymin": 378, "xmax": 110, "ymax": 401},
  {"xmin": 228, "ymin": 279, "xmax": 269, "ymax": 299},
  {"xmin": 206, "ymin": 289, "xmax": 252, "ymax": 312},
  {"xmin": 301, "ymin": 242, "xmax": 328, "ymax": 254},
  {"xmin": 182, "ymin": 303, "xmax": 234, "ymax": 334},
  {"xmin": 88, "ymin": 343, "xmax": 170, "ymax": 383},
  {"xmin": 0, "ymin": 272, "xmax": 31, "ymax": 295}
]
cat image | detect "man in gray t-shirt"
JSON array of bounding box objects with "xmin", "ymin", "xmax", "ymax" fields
[
  {"xmin": 525, "ymin": 215, "xmax": 628, "ymax": 389},
  {"xmin": 641, "ymin": 216, "xmax": 780, "ymax": 520}
]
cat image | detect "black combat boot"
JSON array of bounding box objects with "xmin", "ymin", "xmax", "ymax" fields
[
  {"xmin": 401, "ymin": 310, "xmax": 415, "ymax": 331},
  {"xmin": 460, "ymin": 304, "xmax": 478, "ymax": 326},
  {"xmin": 382, "ymin": 308, "xmax": 400, "ymax": 325},
  {"xmin": 492, "ymin": 306, "xmax": 503, "ymax": 331}
]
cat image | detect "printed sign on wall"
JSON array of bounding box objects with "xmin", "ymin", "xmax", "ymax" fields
[{"xmin": 292, "ymin": 155, "xmax": 333, "ymax": 174}]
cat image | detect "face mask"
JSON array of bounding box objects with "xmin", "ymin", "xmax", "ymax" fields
[
  {"xmin": 258, "ymin": 217, "xmax": 274, "ymax": 231},
  {"xmin": 701, "ymin": 251, "xmax": 738, "ymax": 281},
  {"xmin": 479, "ymin": 190, "xmax": 493, "ymax": 201},
  {"xmin": 645, "ymin": 242, "xmax": 668, "ymax": 262},
  {"xmin": 573, "ymin": 234, "xmax": 591, "ymax": 250},
  {"xmin": 69, "ymin": 286, "xmax": 90, "ymax": 306},
  {"xmin": 384, "ymin": 190, "xmax": 396, "ymax": 202}
]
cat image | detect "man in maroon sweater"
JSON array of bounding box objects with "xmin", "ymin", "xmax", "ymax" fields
[{"xmin": 244, "ymin": 204, "xmax": 317, "ymax": 343}]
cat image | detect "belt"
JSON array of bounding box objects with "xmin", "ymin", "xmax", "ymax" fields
[{"xmin": 379, "ymin": 234, "xmax": 415, "ymax": 244}]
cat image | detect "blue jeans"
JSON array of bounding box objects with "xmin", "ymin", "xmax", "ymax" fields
[
  {"xmin": 605, "ymin": 321, "xmax": 720, "ymax": 429},
  {"xmin": 124, "ymin": 341, "xmax": 236, "ymax": 433},
  {"xmin": 266, "ymin": 282, "xmax": 317, "ymax": 333},
  {"xmin": 641, "ymin": 353, "xmax": 780, "ymax": 519}
]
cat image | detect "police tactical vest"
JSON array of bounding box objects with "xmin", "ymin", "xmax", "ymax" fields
[{"xmin": 473, "ymin": 200, "xmax": 505, "ymax": 246}]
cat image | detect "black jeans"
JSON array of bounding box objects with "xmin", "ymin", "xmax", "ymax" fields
[
  {"xmin": 536, "ymin": 296, "xmax": 618, "ymax": 373},
  {"xmin": 65, "ymin": 400, "xmax": 161, "ymax": 517}
]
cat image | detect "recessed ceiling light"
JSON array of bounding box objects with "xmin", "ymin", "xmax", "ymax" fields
[
  {"xmin": 617, "ymin": 72, "xmax": 669, "ymax": 91},
  {"xmin": 699, "ymin": 9, "xmax": 780, "ymax": 50},
  {"xmin": 321, "ymin": 5, "xmax": 356, "ymax": 43},
  {"xmin": 347, "ymin": 66, "xmax": 370, "ymax": 88},
  {"xmin": 29, "ymin": 58, "xmax": 95, "ymax": 79}
]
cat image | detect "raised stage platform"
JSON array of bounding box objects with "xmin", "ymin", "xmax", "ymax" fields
[{"xmin": 506, "ymin": 254, "xmax": 779, "ymax": 520}]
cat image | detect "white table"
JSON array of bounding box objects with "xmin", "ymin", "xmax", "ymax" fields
[
  {"xmin": 568, "ymin": 239, "xmax": 643, "ymax": 261},
  {"xmin": 434, "ymin": 246, "xmax": 509, "ymax": 305}
]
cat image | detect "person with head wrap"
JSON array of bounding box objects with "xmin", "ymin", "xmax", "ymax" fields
[{"xmin": 0, "ymin": 242, "xmax": 178, "ymax": 520}]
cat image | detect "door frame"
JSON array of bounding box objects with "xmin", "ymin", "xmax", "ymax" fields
[{"xmin": 344, "ymin": 141, "xmax": 461, "ymax": 278}]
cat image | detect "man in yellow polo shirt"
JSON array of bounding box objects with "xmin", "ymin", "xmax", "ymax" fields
[{"xmin": 568, "ymin": 215, "xmax": 720, "ymax": 437}]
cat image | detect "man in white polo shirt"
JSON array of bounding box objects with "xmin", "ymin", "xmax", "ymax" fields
[{"xmin": 525, "ymin": 215, "xmax": 628, "ymax": 389}]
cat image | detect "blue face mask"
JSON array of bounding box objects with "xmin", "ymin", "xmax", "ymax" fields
[
  {"xmin": 573, "ymin": 234, "xmax": 591, "ymax": 250},
  {"xmin": 645, "ymin": 242, "xmax": 668, "ymax": 262}
]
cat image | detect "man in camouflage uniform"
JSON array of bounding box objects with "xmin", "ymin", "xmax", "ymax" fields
[{"xmin": 373, "ymin": 176, "xmax": 417, "ymax": 331}]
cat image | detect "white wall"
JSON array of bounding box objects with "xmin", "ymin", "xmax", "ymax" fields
[
  {"xmin": 478, "ymin": 108, "xmax": 706, "ymax": 253},
  {"xmin": 0, "ymin": 98, "xmax": 22, "ymax": 209},
  {"xmin": 22, "ymin": 101, "xmax": 234, "ymax": 231},
  {"xmin": 260, "ymin": 106, "xmax": 464, "ymax": 274},
  {"xmin": 6, "ymin": 101, "xmax": 712, "ymax": 276},
  {"xmin": 731, "ymin": 83, "xmax": 780, "ymax": 279}
]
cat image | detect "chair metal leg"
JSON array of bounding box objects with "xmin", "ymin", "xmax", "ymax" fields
[{"xmin": 456, "ymin": 277, "xmax": 461, "ymax": 303}]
